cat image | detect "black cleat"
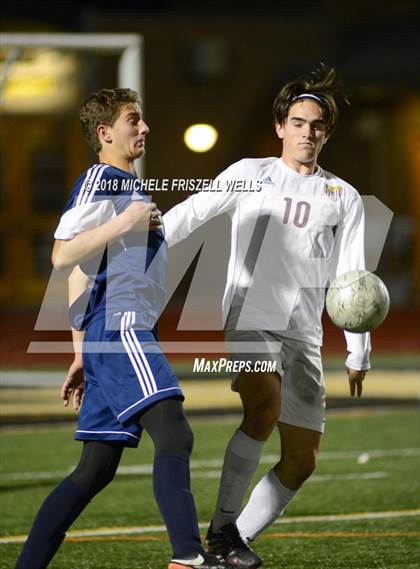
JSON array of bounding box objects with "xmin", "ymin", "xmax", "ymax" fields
[
  {"xmin": 206, "ymin": 522, "xmax": 263, "ymax": 568},
  {"xmin": 168, "ymin": 551, "xmax": 229, "ymax": 569}
]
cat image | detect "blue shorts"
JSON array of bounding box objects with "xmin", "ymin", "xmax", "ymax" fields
[{"xmin": 75, "ymin": 311, "xmax": 183, "ymax": 448}]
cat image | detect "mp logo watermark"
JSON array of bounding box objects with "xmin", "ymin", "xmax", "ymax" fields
[{"xmin": 29, "ymin": 186, "xmax": 393, "ymax": 356}]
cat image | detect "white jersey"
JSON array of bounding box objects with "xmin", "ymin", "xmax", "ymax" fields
[{"xmin": 163, "ymin": 157, "xmax": 371, "ymax": 370}]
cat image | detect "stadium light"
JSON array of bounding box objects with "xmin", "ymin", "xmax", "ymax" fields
[{"xmin": 184, "ymin": 123, "xmax": 218, "ymax": 153}]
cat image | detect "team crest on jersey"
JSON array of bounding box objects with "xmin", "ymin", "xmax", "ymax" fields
[{"xmin": 324, "ymin": 184, "xmax": 342, "ymax": 201}]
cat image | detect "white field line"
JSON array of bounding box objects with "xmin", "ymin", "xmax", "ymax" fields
[
  {"xmin": 183, "ymin": 471, "xmax": 389, "ymax": 481},
  {"xmin": 1, "ymin": 448, "xmax": 418, "ymax": 483},
  {"xmin": 1, "ymin": 509, "xmax": 419, "ymax": 544}
]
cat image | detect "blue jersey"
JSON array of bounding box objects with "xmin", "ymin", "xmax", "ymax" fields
[{"xmin": 55, "ymin": 163, "xmax": 167, "ymax": 331}]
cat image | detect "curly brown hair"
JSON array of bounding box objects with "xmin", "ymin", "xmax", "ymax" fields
[
  {"xmin": 79, "ymin": 88, "xmax": 141, "ymax": 153},
  {"xmin": 273, "ymin": 64, "xmax": 350, "ymax": 137}
]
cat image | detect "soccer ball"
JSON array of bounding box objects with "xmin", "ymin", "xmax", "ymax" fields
[{"xmin": 326, "ymin": 270, "xmax": 390, "ymax": 333}]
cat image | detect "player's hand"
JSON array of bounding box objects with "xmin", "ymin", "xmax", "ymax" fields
[
  {"xmin": 61, "ymin": 357, "xmax": 85, "ymax": 411},
  {"xmin": 122, "ymin": 201, "xmax": 162, "ymax": 232},
  {"xmin": 347, "ymin": 368, "xmax": 367, "ymax": 397}
]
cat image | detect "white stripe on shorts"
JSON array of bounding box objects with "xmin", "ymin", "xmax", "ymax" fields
[
  {"xmin": 120, "ymin": 312, "xmax": 154, "ymax": 397},
  {"xmin": 126, "ymin": 312, "xmax": 156, "ymax": 395},
  {"xmin": 127, "ymin": 311, "xmax": 158, "ymax": 393}
]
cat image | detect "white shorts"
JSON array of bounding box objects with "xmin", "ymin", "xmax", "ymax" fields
[{"xmin": 225, "ymin": 329, "xmax": 326, "ymax": 433}]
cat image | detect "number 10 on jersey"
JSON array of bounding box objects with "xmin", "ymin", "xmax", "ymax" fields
[{"xmin": 283, "ymin": 197, "xmax": 311, "ymax": 228}]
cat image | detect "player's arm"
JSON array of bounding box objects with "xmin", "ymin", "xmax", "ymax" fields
[
  {"xmin": 330, "ymin": 191, "xmax": 371, "ymax": 396},
  {"xmin": 60, "ymin": 265, "xmax": 91, "ymax": 410},
  {"xmin": 52, "ymin": 201, "xmax": 161, "ymax": 271},
  {"xmin": 163, "ymin": 162, "xmax": 243, "ymax": 246}
]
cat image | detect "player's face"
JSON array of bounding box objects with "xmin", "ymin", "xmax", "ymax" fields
[
  {"xmin": 276, "ymin": 100, "xmax": 328, "ymax": 167},
  {"xmin": 100, "ymin": 103, "xmax": 149, "ymax": 161}
]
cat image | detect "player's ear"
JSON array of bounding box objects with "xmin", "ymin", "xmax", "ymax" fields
[
  {"xmin": 275, "ymin": 122, "xmax": 284, "ymax": 140},
  {"xmin": 97, "ymin": 124, "xmax": 113, "ymax": 145}
]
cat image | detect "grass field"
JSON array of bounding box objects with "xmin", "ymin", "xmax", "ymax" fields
[{"xmin": 1, "ymin": 408, "xmax": 419, "ymax": 568}]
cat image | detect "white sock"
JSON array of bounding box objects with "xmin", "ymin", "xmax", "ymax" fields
[
  {"xmin": 212, "ymin": 429, "xmax": 264, "ymax": 532},
  {"xmin": 236, "ymin": 469, "xmax": 298, "ymax": 541}
]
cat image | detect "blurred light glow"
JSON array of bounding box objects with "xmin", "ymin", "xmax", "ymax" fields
[
  {"xmin": 0, "ymin": 48, "xmax": 79, "ymax": 113},
  {"xmin": 184, "ymin": 123, "xmax": 218, "ymax": 153}
]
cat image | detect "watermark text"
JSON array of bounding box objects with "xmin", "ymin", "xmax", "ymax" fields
[{"xmin": 193, "ymin": 357, "xmax": 276, "ymax": 374}]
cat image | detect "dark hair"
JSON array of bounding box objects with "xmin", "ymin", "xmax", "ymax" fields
[
  {"xmin": 79, "ymin": 88, "xmax": 141, "ymax": 153},
  {"xmin": 273, "ymin": 64, "xmax": 349, "ymax": 137}
]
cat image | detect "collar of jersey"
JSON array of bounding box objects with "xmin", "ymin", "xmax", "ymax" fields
[{"xmin": 279, "ymin": 157, "xmax": 323, "ymax": 179}]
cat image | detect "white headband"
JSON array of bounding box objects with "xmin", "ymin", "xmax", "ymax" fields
[{"xmin": 292, "ymin": 93, "xmax": 323, "ymax": 104}]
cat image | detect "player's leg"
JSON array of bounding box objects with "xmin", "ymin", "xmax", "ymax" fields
[
  {"xmin": 237, "ymin": 422, "xmax": 321, "ymax": 541},
  {"xmin": 276, "ymin": 421, "xmax": 321, "ymax": 488},
  {"xmin": 139, "ymin": 397, "xmax": 227, "ymax": 569},
  {"xmin": 139, "ymin": 397, "xmax": 200, "ymax": 557},
  {"xmin": 206, "ymin": 370, "xmax": 280, "ymax": 568},
  {"xmin": 15, "ymin": 441, "xmax": 124, "ymax": 569},
  {"xmin": 113, "ymin": 321, "xmax": 203, "ymax": 559},
  {"xmin": 212, "ymin": 370, "xmax": 280, "ymax": 531},
  {"xmin": 100, "ymin": 319, "xmax": 226, "ymax": 569},
  {"xmin": 211, "ymin": 330, "xmax": 283, "ymax": 532},
  {"xmin": 236, "ymin": 339, "xmax": 325, "ymax": 542}
]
